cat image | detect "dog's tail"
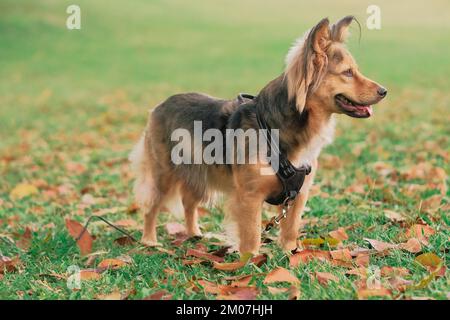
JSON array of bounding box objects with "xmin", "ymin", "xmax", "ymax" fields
[{"xmin": 129, "ymin": 131, "xmax": 184, "ymax": 218}]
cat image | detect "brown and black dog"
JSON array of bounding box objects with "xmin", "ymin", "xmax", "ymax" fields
[{"xmin": 130, "ymin": 16, "xmax": 386, "ymax": 254}]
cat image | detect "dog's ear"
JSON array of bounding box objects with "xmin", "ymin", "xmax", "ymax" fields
[
  {"xmin": 331, "ymin": 15, "xmax": 354, "ymax": 43},
  {"xmin": 285, "ymin": 18, "xmax": 330, "ymax": 113}
]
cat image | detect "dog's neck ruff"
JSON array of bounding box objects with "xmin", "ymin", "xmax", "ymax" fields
[{"xmin": 237, "ymin": 93, "xmax": 311, "ymax": 206}]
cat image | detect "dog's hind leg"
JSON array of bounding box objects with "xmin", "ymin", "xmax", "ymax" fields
[{"xmin": 180, "ymin": 184, "xmax": 202, "ymax": 237}]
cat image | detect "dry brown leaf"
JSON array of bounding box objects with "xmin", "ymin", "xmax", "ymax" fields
[
  {"xmin": 364, "ymin": 238, "xmax": 397, "ymax": 252},
  {"xmin": 421, "ymin": 195, "xmax": 442, "ymax": 213},
  {"xmin": 263, "ymin": 267, "xmax": 299, "ymax": 285},
  {"xmin": 97, "ymin": 258, "xmax": 127, "ymax": 270},
  {"xmin": 217, "ymin": 286, "xmax": 259, "ymax": 300},
  {"xmin": 79, "ymin": 269, "xmax": 102, "ymax": 281},
  {"xmin": 65, "ymin": 218, "xmax": 93, "ymax": 256},
  {"xmin": 355, "ymin": 253, "xmax": 370, "ymax": 267},
  {"xmin": 267, "ymin": 286, "xmax": 289, "ymax": 295},
  {"xmin": 328, "ymin": 227, "xmax": 349, "ymax": 241},
  {"xmin": 405, "ymin": 224, "xmax": 435, "ymax": 245},
  {"xmin": 289, "ymin": 250, "xmax": 330, "ymax": 267},
  {"xmin": 16, "ymin": 227, "xmax": 32, "ymax": 251},
  {"xmin": 315, "ymin": 272, "xmax": 339, "ymax": 285},
  {"xmin": 143, "ymin": 290, "xmax": 172, "ymax": 300},
  {"xmin": 330, "ymin": 249, "xmax": 352, "ymax": 262},
  {"xmin": 113, "ymin": 219, "xmax": 137, "ymax": 228},
  {"xmin": 213, "ymin": 260, "xmax": 246, "ymax": 271},
  {"xmin": 384, "ymin": 210, "xmax": 406, "ymax": 222},
  {"xmin": 399, "ymin": 238, "xmax": 422, "ymax": 253},
  {"xmin": 96, "ymin": 290, "xmax": 122, "ymax": 300},
  {"xmin": 197, "ymin": 279, "xmax": 221, "ymax": 294},
  {"xmin": 0, "ymin": 256, "xmax": 21, "ymax": 274},
  {"xmin": 229, "ymin": 275, "xmax": 253, "ymax": 287},
  {"xmin": 381, "ymin": 266, "xmax": 410, "ymax": 277},
  {"xmin": 186, "ymin": 248, "xmax": 224, "ymax": 263},
  {"xmin": 346, "ymin": 267, "xmax": 367, "ymax": 277},
  {"xmin": 288, "ymin": 285, "xmax": 301, "ymax": 300},
  {"xmin": 357, "ymin": 287, "xmax": 392, "ymax": 299}
]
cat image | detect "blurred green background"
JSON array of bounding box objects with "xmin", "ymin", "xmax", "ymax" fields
[{"xmin": 1, "ymin": 0, "xmax": 449, "ymax": 144}]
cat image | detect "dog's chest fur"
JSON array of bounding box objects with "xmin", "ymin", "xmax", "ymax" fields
[{"xmin": 290, "ymin": 115, "xmax": 336, "ymax": 167}]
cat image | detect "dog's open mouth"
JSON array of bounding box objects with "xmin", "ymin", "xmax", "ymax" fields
[{"xmin": 335, "ymin": 94, "xmax": 373, "ymax": 118}]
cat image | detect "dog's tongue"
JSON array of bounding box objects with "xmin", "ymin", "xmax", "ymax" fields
[{"xmin": 355, "ymin": 105, "xmax": 373, "ymax": 116}]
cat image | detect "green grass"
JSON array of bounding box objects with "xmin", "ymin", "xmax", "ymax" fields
[{"xmin": 0, "ymin": 0, "xmax": 449, "ymax": 300}]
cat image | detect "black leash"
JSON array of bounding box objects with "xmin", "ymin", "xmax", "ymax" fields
[
  {"xmin": 75, "ymin": 215, "xmax": 138, "ymax": 243},
  {"xmin": 237, "ymin": 93, "xmax": 311, "ymax": 231}
]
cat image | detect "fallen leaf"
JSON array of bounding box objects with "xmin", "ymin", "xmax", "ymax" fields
[
  {"xmin": 421, "ymin": 195, "xmax": 442, "ymax": 213},
  {"xmin": 197, "ymin": 280, "xmax": 221, "ymax": 294},
  {"xmin": 267, "ymin": 286, "xmax": 289, "ymax": 295},
  {"xmin": 65, "ymin": 218, "xmax": 93, "ymax": 255},
  {"xmin": 263, "ymin": 267, "xmax": 299, "ymax": 285},
  {"xmin": 346, "ymin": 267, "xmax": 367, "ymax": 277},
  {"xmin": 186, "ymin": 248, "xmax": 224, "ymax": 263},
  {"xmin": 364, "ymin": 238, "xmax": 397, "ymax": 252},
  {"xmin": 0, "ymin": 256, "xmax": 21, "ymax": 274},
  {"xmin": 113, "ymin": 219, "xmax": 137, "ymax": 228},
  {"xmin": 16, "ymin": 227, "xmax": 32, "ymax": 251},
  {"xmin": 288, "ymin": 285, "xmax": 301, "ymax": 300},
  {"xmin": 143, "ymin": 290, "xmax": 172, "ymax": 300},
  {"xmin": 380, "ymin": 266, "xmax": 410, "ymax": 277},
  {"xmin": 399, "ymin": 238, "xmax": 422, "ymax": 253},
  {"xmin": 96, "ymin": 290, "xmax": 122, "ymax": 300},
  {"xmin": 415, "ymin": 253, "xmax": 442, "ymax": 270},
  {"xmin": 315, "ymin": 272, "xmax": 339, "ymax": 285},
  {"xmin": 355, "ymin": 253, "xmax": 370, "ymax": 267},
  {"xmin": 388, "ymin": 276, "xmax": 413, "ymax": 291},
  {"xmin": 405, "ymin": 224, "xmax": 435, "ymax": 245},
  {"xmin": 330, "ymin": 249, "xmax": 352, "ymax": 262},
  {"xmin": 213, "ymin": 260, "xmax": 246, "ymax": 271},
  {"xmin": 79, "ymin": 269, "xmax": 101, "ymax": 281},
  {"xmin": 10, "ymin": 183, "xmax": 38, "ymax": 200},
  {"xmin": 290, "ymin": 250, "xmax": 330, "ymax": 267},
  {"xmin": 329, "ymin": 227, "xmax": 349, "ymax": 241},
  {"xmin": 114, "ymin": 236, "xmax": 135, "ymax": 246},
  {"xmin": 357, "ymin": 287, "xmax": 391, "ymax": 300},
  {"xmin": 229, "ymin": 275, "xmax": 253, "ymax": 287},
  {"xmin": 98, "ymin": 258, "xmax": 127, "ymax": 270},
  {"xmin": 384, "ymin": 210, "xmax": 406, "ymax": 222},
  {"xmin": 217, "ymin": 286, "xmax": 259, "ymax": 300}
]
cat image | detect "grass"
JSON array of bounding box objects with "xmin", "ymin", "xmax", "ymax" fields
[{"xmin": 0, "ymin": 0, "xmax": 449, "ymax": 300}]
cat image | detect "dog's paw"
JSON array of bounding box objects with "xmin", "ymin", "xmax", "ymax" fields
[
  {"xmin": 278, "ymin": 238, "xmax": 298, "ymax": 253},
  {"xmin": 141, "ymin": 237, "xmax": 162, "ymax": 247}
]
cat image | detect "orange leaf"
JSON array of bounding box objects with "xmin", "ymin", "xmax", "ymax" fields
[
  {"xmin": 357, "ymin": 287, "xmax": 391, "ymax": 300},
  {"xmin": 330, "ymin": 249, "xmax": 352, "ymax": 262},
  {"xmin": 381, "ymin": 266, "xmax": 410, "ymax": 277},
  {"xmin": 16, "ymin": 227, "xmax": 32, "ymax": 251},
  {"xmin": 79, "ymin": 269, "xmax": 101, "ymax": 281},
  {"xmin": 97, "ymin": 258, "xmax": 127, "ymax": 270},
  {"xmin": 65, "ymin": 219, "xmax": 93, "ymax": 256},
  {"xmin": 399, "ymin": 238, "xmax": 422, "ymax": 253},
  {"xmin": 415, "ymin": 253, "xmax": 442, "ymax": 269},
  {"xmin": 217, "ymin": 286, "xmax": 259, "ymax": 300},
  {"xmin": 197, "ymin": 279, "xmax": 221, "ymax": 294},
  {"xmin": 213, "ymin": 260, "xmax": 246, "ymax": 271},
  {"xmin": 405, "ymin": 224, "xmax": 435, "ymax": 245},
  {"xmin": 328, "ymin": 227, "xmax": 349, "ymax": 241},
  {"xmin": 315, "ymin": 272, "xmax": 339, "ymax": 285},
  {"xmin": 364, "ymin": 238, "xmax": 397, "ymax": 252},
  {"xmin": 263, "ymin": 267, "xmax": 299, "ymax": 285},
  {"xmin": 355, "ymin": 253, "xmax": 370, "ymax": 267},
  {"xmin": 289, "ymin": 250, "xmax": 330, "ymax": 267},
  {"xmin": 186, "ymin": 248, "xmax": 224, "ymax": 263}
]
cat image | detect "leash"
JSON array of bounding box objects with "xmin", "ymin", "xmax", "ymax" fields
[
  {"xmin": 75, "ymin": 215, "xmax": 138, "ymax": 243},
  {"xmin": 237, "ymin": 93, "xmax": 311, "ymax": 229}
]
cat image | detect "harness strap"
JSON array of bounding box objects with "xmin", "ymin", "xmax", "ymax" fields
[{"xmin": 237, "ymin": 93, "xmax": 311, "ymax": 207}]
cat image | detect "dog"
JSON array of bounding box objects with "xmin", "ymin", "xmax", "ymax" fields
[{"xmin": 130, "ymin": 16, "xmax": 386, "ymax": 254}]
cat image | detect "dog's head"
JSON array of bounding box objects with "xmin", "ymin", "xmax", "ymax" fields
[{"xmin": 285, "ymin": 16, "xmax": 386, "ymax": 118}]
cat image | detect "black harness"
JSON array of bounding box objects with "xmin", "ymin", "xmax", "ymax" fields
[{"xmin": 237, "ymin": 93, "xmax": 311, "ymax": 207}]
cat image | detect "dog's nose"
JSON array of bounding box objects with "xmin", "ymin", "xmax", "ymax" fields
[{"xmin": 377, "ymin": 87, "xmax": 387, "ymax": 98}]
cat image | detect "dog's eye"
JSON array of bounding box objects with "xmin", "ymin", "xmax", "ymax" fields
[{"xmin": 343, "ymin": 69, "xmax": 353, "ymax": 77}]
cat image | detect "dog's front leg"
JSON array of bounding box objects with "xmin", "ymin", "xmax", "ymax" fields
[
  {"xmin": 278, "ymin": 160, "xmax": 317, "ymax": 251},
  {"xmin": 227, "ymin": 190, "xmax": 264, "ymax": 255}
]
